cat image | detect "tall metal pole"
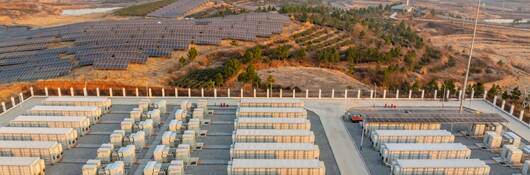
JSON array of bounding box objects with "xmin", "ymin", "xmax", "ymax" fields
[{"xmin": 460, "ymin": 0, "xmax": 481, "ymax": 113}]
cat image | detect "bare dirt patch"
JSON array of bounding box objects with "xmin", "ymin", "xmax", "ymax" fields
[{"xmin": 257, "ymin": 66, "xmax": 370, "ymax": 90}]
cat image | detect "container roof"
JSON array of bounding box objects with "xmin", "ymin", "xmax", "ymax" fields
[
  {"xmin": 0, "ymin": 157, "xmax": 40, "ymax": 165},
  {"xmin": 395, "ymin": 159, "xmax": 487, "ymax": 168},
  {"xmin": 31, "ymin": 105, "xmax": 100, "ymax": 111},
  {"xmin": 235, "ymin": 129, "xmax": 313, "ymax": 136},
  {"xmin": 14, "ymin": 115, "xmax": 88, "ymax": 121},
  {"xmin": 382, "ymin": 143, "xmax": 469, "ymax": 151},
  {"xmin": 231, "ymin": 159, "xmax": 321, "ymax": 168},
  {"xmin": 358, "ymin": 109, "xmax": 507, "ymax": 123},
  {"xmin": 238, "ymin": 107, "xmax": 306, "ymax": 113},
  {"xmin": 373, "ymin": 130, "xmax": 452, "ymax": 136},
  {"xmin": 45, "ymin": 96, "xmax": 109, "ymax": 102},
  {"xmin": 0, "ymin": 127, "xmax": 74, "ymax": 134},
  {"xmin": 0, "ymin": 140, "xmax": 59, "ymax": 148},
  {"xmin": 236, "ymin": 117, "xmax": 308, "ymax": 123},
  {"xmin": 233, "ymin": 143, "xmax": 318, "ymax": 150},
  {"xmin": 240, "ymin": 98, "xmax": 303, "ymax": 104}
]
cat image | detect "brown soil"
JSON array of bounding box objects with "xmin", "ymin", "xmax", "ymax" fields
[{"xmin": 257, "ymin": 66, "xmax": 370, "ymax": 90}]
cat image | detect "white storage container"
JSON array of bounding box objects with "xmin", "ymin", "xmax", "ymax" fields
[
  {"xmin": 97, "ymin": 147, "xmax": 112, "ymax": 163},
  {"xmin": 0, "ymin": 140, "xmax": 63, "ymax": 164},
  {"xmin": 10, "ymin": 115, "xmax": 90, "ymax": 135},
  {"xmin": 0, "ymin": 157, "xmax": 45, "ymax": 175},
  {"xmin": 82, "ymin": 164, "xmax": 98, "ymax": 175},
  {"xmin": 153, "ymin": 145, "xmax": 170, "ymax": 162},
  {"xmin": 188, "ymin": 118, "xmax": 200, "ymax": 131},
  {"xmin": 197, "ymin": 100, "xmax": 208, "ymax": 111},
  {"xmin": 104, "ymin": 161, "xmax": 125, "ymax": 175},
  {"xmin": 501, "ymin": 144, "xmax": 522, "ymax": 164},
  {"xmin": 391, "ymin": 159, "xmax": 490, "ymax": 175},
  {"xmin": 176, "ymin": 144, "xmax": 191, "ymax": 163},
  {"xmin": 139, "ymin": 99, "xmax": 150, "ymax": 112},
  {"xmin": 174, "ymin": 109, "xmax": 186, "ymax": 120},
  {"xmin": 380, "ymin": 143, "xmax": 471, "ymax": 165},
  {"xmin": 233, "ymin": 129, "xmax": 315, "ymax": 143},
  {"xmin": 503, "ymin": 132, "xmax": 521, "ymax": 147},
  {"xmin": 180, "ymin": 101, "xmax": 191, "ymax": 111},
  {"xmin": 169, "ymin": 120, "xmax": 183, "ymax": 132},
  {"xmin": 0, "ymin": 127, "xmax": 78, "ymax": 149},
  {"xmin": 237, "ymin": 107, "xmax": 307, "ymax": 118},
  {"xmin": 371, "ymin": 130, "xmax": 454, "ymax": 149},
  {"xmin": 182, "ymin": 130, "xmax": 196, "ymax": 146},
  {"xmin": 147, "ymin": 109, "xmax": 161, "ymax": 126},
  {"xmin": 239, "ymin": 98, "xmax": 304, "ymax": 108},
  {"xmin": 118, "ymin": 145, "xmax": 136, "ymax": 166},
  {"xmin": 227, "ymin": 159, "xmax": 325, "ymax": 175},
  {"xmin": 143, "ymin": 161, "xmax": 162, "ymax": 175},
  {"xmin": 471, "ymin": 123, "xmax": 486, "ymax": 137},
  {"xmin": 130, "ymin": 108, "xmax": 142, "ymax": 122},
  {"xmin": 192, "ymin": 108, "xmax": 204, "ymax": 120},
  {"xmin": 162, "ymin": 131, "xmax": 177, "ymax": 146},
  {"xmin": 230, "ymin": 143, "xmax": 319, "ymax": 159},
  {"xmin": 363, "ymin": 122, "xmax": 441, "ymax": 135},
  {"xmin": 120, "ymin": 118, "xmax": 134, "ymax": 133},
  {"xmin": 29, "ymin": 105, "xmax": 102, "ymax": 125},
  {"xmin": 110, "ymin": 130, "xmax": 125, "ymax": 147},
  {"xmin": 43, "ymin": 97, "xmax": 111, "ymax": 112},
  {"xmin": 130, "ymin": 131, "xmax": 145, "ymax": 151},
  {"xmin": 235, "ymin": 118, "xmax": 311, "ymax": 130},
  {"xmin": 483, "ymin": 131, "xmax": 502, "ymax": 149},
  {"xmin": 156, "ymin": 100, "xmax": 167, "ymax": 114},
  {"xmin": 86, "ymin": 159, "xmax": 101, "ymax": 168},
  {"xmin": 140, "ymin": 119, "xmax": 154, "ymax": 136},
  {"xmin": 167, "ymin": 160, "xmax": 184, "ymax": 175}
]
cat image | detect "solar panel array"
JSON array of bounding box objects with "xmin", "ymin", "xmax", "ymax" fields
[
  {"xmin": 0, "ymin": 13, "xmax": 289, "ymax": 84},
  {"xmin": 147, "ymin": 0, "xmax": 209, "ymax": 18}
]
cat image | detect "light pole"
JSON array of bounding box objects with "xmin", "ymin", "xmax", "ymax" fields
[{"xmin": 460, "ymin": 0, "xmax": 481, "ymax": 113}]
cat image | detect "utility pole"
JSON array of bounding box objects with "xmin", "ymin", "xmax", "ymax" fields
[{"xmin": 460, "ymin": 0, "xmax": 481, "ymax": 113}]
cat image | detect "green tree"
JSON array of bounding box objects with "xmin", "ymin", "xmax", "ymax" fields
[
  {"xmin": 223, "ymin": 58, "xmax": 241, "ymax": 78},
  {"xmin": 472, "ymin": 83, "xmax": 485, "ymax": 97},
  {"xmin": 214, "ymin": 73, "xmax": 224, "ymax": 87},
  {"xmin": 187, "ymin": 47, "xmax": 198, "ymax": 60},
  {"xmin": 487, "ymin": 84, "xmax": 501, "ymax": 99},
  {"xmin": 266, "ymin": 75, "xmax": 275, "ymax": 89},
  {"xmin": 510, "ymin": 87, "xmax": 522, "ymax": 101},
  {"xmin": 291, "ymin": 48, "xmax": 306, "ymax": 60},
  {"xmin": 348, "ymin": 63, "xmax": 356, "ymax": 75},
  {"xmin": 179, "ymin": 56, "xmax": 187, "ymax": 66},
  {"xmin": 441, "ymin": 80, "xmax": 456, "ymax": 93},
  {"xmin": 425, "ymin": 79, "xmax": 439, "ymax": 92},
  {"xmin": 206, "ymin": 80, "xmax": 215, "ymax": 89}
]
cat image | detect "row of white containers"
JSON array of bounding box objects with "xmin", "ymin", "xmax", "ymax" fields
[
  {"xmin": 371, "ymin": 130, "xmax": 455, "ymax": 149},
  {"xmin": 43, "ymin": 97, "xmax": 112, "ymax": 113},
  {"xmin": 0, "ymin": 157, "xmax": 45, "ymax": 175},
  {"xmin": 0, "ymin": 140, "xmax": 63, "ymax": 164},
  {"xmin": 362, "ymin": 122, "xmax": 441, "ymax": 135},
  {"xmin": 10, "ymin": 116, "xmax": 91, "ymax": 136},
  {"xmin": 239, "ymin": 98, "xmax": 304, "ymax": 108},
  {"xmin": 391, "ymin": 159, "xmax": 490, "ymax": 175},
  {"xmin": 234, "ymin": 118, "xmax": 311, "ymax": 130},
  {"xmin": 228, "ymin": 99, "xmax": 324, "ymax": 175},
  {"xmin": 0, "ymin": 127, "xmax": 78, "ymax": 149},
  {"xmin": 237, "ymin": 107, "xmax": 307, "ymax": 118},
  {"xmin": 29, "ymin": 105, "xmax": 102, "ymax": 124},
  {"xmin": 380, "ymin": 143, "xmax": 472, "ymax": 165}
]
